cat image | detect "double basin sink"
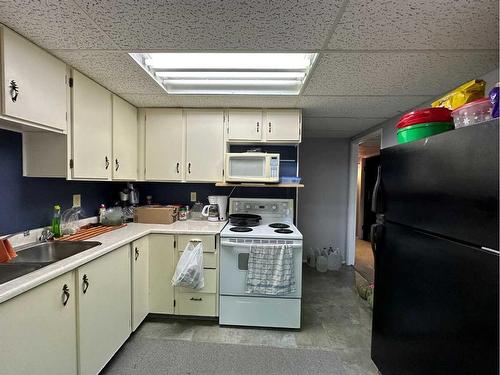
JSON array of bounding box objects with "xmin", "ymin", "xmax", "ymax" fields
[{"xmin": 0, "ymin": 241, "xmax": 101, "ymax": 285}]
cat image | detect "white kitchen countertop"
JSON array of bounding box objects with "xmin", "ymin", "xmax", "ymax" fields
[{"xmin": 0, "ymin": 221, "xmax": 227, "ymax": 304}]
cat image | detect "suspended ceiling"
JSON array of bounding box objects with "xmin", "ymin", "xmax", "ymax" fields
[{"xmin": 0, "ymin": 0, "xmax": 498, "ymax": 138}]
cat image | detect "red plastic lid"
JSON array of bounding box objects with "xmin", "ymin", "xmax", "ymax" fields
[
  {"xmin": 396, "ymin": 107, "xmax": 452, "ymax": 129},
  {"xmin": 451, "ymin": 97, "xmax": 490, "ymax": 114}
]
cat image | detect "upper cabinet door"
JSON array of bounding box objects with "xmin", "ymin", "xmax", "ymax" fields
[
  {"xmin": 144, "ymin": 108, "xmax": 184, "ymax": 181},
  {"xmin": 112, "ymin": 95, "xmax": 137, "ymax": 180},
  {"xmin": 185, "ymin": 110, "xmax": 224, "ymax": 182},
  {"xmin": 227, "ymin": 109, "xmax": 262, "ymax": 141},
  {"xmin": 71, "ymin": 70, "xmax": 112, "ymax": 180},
  {"xmin": 265, "ymin": 109, "xmax": 301, "ymax": 142},
  {"xmin": 1, "ymin": 27, "xmax": 67, "ymax": 132}
]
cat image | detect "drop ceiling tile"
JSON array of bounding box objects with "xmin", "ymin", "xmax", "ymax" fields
[
  {"xmin": 172, "ymin": 95, "xmax": 299, "ymax": 108},
  {"xmin": 117, "ymin": 93, "xmax": 299, "ymax": 108},
  {"xmin": 302, "ymin": 117, "xmax": 385, "ymax": 138},
  {"xmin": 304, "ymin": 52, "xmax": 499, "ymax": 96},
  {"xmin": 74, "ymin": 0, "xmax": 343, "ymax": 50},
  {"xmin": 118, "ymin": 94, "xmax": 178, "ymax": 107},
  {"xmin": 298, "ymin": 95, "xmax": 433, "ymax": 118},
  {"xmin": 0, "ymin": 0, "xmax": 116, "ymax": 49},
  {"xmin": 328, "ymin": 0, "xmax": 499, "ymax": 50},
  {"xmin": 52, "ymin": 51, "xmax": 164, "ymax": 95}
]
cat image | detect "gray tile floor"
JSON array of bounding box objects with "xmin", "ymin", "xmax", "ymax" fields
[{"xmin": 102, "ymin": 266, "xmax": 379, "ymax": 374}]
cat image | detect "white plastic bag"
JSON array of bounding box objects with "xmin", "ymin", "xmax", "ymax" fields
[{"xmin": 171, "ymin": 241, "xmax": 204, "ymax": 289}]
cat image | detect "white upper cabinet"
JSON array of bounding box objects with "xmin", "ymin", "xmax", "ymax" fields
[
  {"xmin": 112, "ymin": 95, "xmax": 138, "ymax": 180},
  {"xmin": 185, "ymin": 109, "xmax": 224, "ymax": 182},
  {"xmin": 265, "ymin": 109, "xmax": 301, "ymax": 142},
  {"xmin": 225, "ymin": 109, "xmax": 301, "ymax": 143},
  {"xmin": 227, "ymin": 109, "xmax": 262, "ymax": 141},
  {"xmin": 71, "ymin": 70, "xmax": 112, "ymax": 180},
  {"xmin": 1, "ymin": 26, "xmax": 68, "ymax": 132},
  {"xmin": 144, "ymin": 108, "xmax": 184, "ymax": 181}
]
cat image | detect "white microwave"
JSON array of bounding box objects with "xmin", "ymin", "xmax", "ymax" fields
[{"xmin": 225, "ymin": 153, "xmax": 280, "ymax": 183}]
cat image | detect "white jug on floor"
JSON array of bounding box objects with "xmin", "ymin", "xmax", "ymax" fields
[{"xmin": 328, "ymin": 248, "xmax": 342, "ymax": 271}]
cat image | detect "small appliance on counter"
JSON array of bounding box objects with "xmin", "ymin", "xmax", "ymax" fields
[
  {"xmin": 202, "ymin": 204, "xmax": 220, "ymax": 222},
  {"xmin": 208, "ymin": 195, "xmax": 228, "ymax": 220},
  {"xmin": 225, "ymin": 152, "xmax": 279, "ymax": 183},
  {"xmin": 118, "ymin": 183, "xmax": 140, "ymax": 222}
]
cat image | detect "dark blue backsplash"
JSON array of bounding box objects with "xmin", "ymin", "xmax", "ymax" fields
[{"xmin": 0, "ymin": 128, "xmax": 296, "ymax": 234}]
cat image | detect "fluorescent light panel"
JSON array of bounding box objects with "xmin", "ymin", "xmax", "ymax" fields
[{"xmin": 130, "ymin": 52, "xmax": 317, "ymax": 95}]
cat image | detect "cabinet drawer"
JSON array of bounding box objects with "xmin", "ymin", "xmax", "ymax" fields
[
  {"xmin": 179, "ymin": 251, "xmax": 217, "ymax": 268},
  {"xmin": 177, "ymin": 235, "xmax": 216, "ymax": 253},
  {"xmin": 176, "ymin": 293, "xmax": 217, "ymax": 317},
  {"xmin": 177, "ymin": 268, "xmax": 216, "ymax": 294}
]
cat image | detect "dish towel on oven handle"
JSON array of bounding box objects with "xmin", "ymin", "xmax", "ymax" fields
[{"xmin": 245, "ymin": 244, "xmax": 296, "ymax": 295}]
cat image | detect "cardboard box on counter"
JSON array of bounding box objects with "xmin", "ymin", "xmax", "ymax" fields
[{"xmin": 134, "ymin": 205, "xmax": 178, "ymax": 224}]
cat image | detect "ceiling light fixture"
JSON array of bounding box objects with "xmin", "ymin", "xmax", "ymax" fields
[{"xmin": 130, "ymin": 52, "xmax": 317, "ymax": 95}]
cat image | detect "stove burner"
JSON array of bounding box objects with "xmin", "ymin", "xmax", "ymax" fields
[
  {"xmin": 269, "ymin": 223, "xmax": 290, "ymax": 229},
  {"xmin": 274, "ymin": 228, "xmax": 293, "ymax": 234},
  {"xmin": 230, "ymin": 226, "xmax": 253, "ymax": 233}
]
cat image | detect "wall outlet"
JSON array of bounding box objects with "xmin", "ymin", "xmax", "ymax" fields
[
  {"xmin": 72, "ymin": 194, "xmax": 81, "ymax": 208},
  {"xmin": 190, "ymin": 192, "xmax": 197, "ymax": 202}
]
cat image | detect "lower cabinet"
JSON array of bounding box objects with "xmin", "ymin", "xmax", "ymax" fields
[
  {"xmin": 132, "ymin": 235, "xmax": 149, "ymax": 331},
  {"xmin": 77, "ymin": 245, "xmax": 131, "ymax": 375},
  {"xmin": 0, "ymin": 271, "xmax": 77, "ymax": 375},
  {"xmin": 149, "ymin": 234, "xmax": 175, "ymax": 314},
  {"xmin": 174, "ymin": 234, "xmax": 219, "ymax": 317}
]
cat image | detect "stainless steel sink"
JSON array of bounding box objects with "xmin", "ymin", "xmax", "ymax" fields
[
  {"xmin": 0, "ymin": 264, "xmax": 44, "ymax": 284},
  {"xmin": 0, "ymin": 241, "xmax": 101, "ymax": 284},
  {"xmin": 10, "ymin": 241, "xmax": 102, "ymax": 264}
]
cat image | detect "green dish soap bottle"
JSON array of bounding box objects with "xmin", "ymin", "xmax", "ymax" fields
[{"xmin": 51, "ymin": 205, "xmax": 61, "ymax": 238}]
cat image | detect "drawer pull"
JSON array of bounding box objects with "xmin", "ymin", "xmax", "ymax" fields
[{"xmin": 190, "ymin": 297, "xmax": 203, "ymax": 301}]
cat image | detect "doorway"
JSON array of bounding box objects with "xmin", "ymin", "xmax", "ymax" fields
[{"xmin": 354, "ymin": 133, "xmax": 381, "ymax": 286}]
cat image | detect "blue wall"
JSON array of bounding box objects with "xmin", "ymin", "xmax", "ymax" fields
[{"xmin": 0, "ymin": 128, "xmax": 297, "ymax": 234}]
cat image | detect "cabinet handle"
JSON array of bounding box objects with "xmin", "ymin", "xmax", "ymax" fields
[
  {"xmin": 268, "ymin": 122, "xmax": 272, "ymax": 133},
  {"xmin": 256, "ymin": 121, "xmax": 260, "ymax": 133},
  {"xmin": 115, "ymin": 158, "xmax": 120, "ymax": 171},
  {"xmin": 82, "ymin": 274, "xmax": 89, "ymax": 294},
  {"xmin": 188, "ymin": 163, "xmax": 191, "ymax": 174},
  {"xmin": 62, "ymin": 284, "xmax": 70, "ymax": 306},
  {"xmin": 176, "ymin": 162, "xmax": 180, "ymax": 174},
  {"xmin": 105, "ymin": 156, "xmax": 110, "ymax": 170},
  {"xmin": 190, "ymin": 297, "xmax": 202, "ymax": 301},
  {"xmin": 9, "ymin": 80, "xmax": 19, "ymax": 102},
  {"xmin": 135, "ymin": 247, "xmax": 139, "ymax": 261}
]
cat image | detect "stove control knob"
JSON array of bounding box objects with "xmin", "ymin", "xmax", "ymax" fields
[
  {"xmin": 272, "ymin": 205, "xmax": 277, "ymax": 210},
  {"xmin": 245, "ymin": 204, "xmax": 251, "ymax": 209}
]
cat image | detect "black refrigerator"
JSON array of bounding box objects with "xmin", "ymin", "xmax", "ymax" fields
[{"xmin": 370, "ymin": 119, "xmax": 499, "ymax": 375}]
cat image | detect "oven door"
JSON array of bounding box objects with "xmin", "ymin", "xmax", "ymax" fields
[{"xmin": 220, "ymin": 239, "xmax": 302, "ymax": 298}]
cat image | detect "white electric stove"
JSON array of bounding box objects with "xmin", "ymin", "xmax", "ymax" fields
[{"xmin": 219, "ymin": 198, "xmax": 303, "ymax": 329}]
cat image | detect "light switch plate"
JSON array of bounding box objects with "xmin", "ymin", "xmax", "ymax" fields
[
  {"xmin": 190, "ymin": 192, "xmax": 197, "ymax": 202},
  {"xmin": 73, "ymin": 194, "xmax": 81, "ymax": 208}
]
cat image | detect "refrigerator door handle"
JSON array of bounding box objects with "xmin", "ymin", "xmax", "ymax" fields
[
  {"xmin": 371, "ymin": 166, "xmax": 383, "ymax": 214},
  {"xmin": 370, "ymin": 223, "xmax": 383, "ymax": 254}
]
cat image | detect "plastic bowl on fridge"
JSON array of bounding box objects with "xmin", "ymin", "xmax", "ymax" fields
[
  {"xmin": 397, "ymin": 122, "xmax": 453, "ymax": 144},
  {"xmin": 451, "ymin": 98, "xmax": 493, "ymax": 128},
  {"xmin": 396, "ymin": 107, "xmax": 452, "ymax": 129}
]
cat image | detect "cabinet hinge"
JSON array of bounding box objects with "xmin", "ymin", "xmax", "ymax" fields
[
  {"xmin": 173, "ymin": 299, "xmax": 176, "ymax": 307},
  {"xmin": 69, "ymin": 159, "xmax": 74, "ymax": 169},
  {"xmin": 68, "ymin": 78, "xmax": 73, "ymax": 88},
  {"xmin": 174, "ymin": 240, "xmax": 176, "ymax": 249},
  {"xmin": 222, "ymin": 169, "xmax": 224, "ymax": 177}
]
